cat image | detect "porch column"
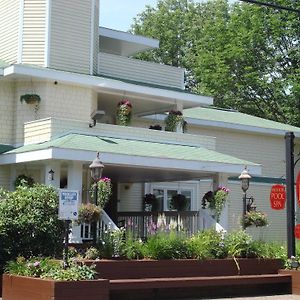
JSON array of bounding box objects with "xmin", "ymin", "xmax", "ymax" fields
[
  {"xmin": 67, "ymin": 162, "xmax": 83, "ymax": 243},
  {"xmin": 175, "ymin": 101, "xmax": 183, "ymax": 133},
  {"xmin": 44, "ymin": 162, "xmax": 61, "ymax": 188},
  {"xmin": 213, "ymin": 173, "xmax": 229, "ymax": 231}
]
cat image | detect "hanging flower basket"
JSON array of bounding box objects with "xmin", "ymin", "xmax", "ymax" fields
[
  {"xmin": 90, "ymin": 177, "xmax": 112, "ymax": 208},
  {"xmin": 165, "ymin": 110, "xmax": 184, "ymax": 132},
  {"xmin": 20, "ymin": 94, "xmax": 41, "ymax": 104},
  {"xmin": 170, "ymin": 193, "xmax": 188, "ymax": 211},
  {"xmin": 242, "ymin": 210, "xmax": 268, "ymax": 228},
  {"xmin": 78, "ymin": 203, "xmax": 101, "ymax": 224},
  {"xmin": 144, "ymin": 193, "xmax": 159, "ymax": 212},
  {"xmin": 14, "ymin": 174, "xmax": 35, "ymax": 188},
  {"xmin": 116, "ymin": 99, "xmax": 132, "ymax": 126}
]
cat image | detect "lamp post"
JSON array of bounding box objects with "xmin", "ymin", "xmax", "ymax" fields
[
  {"xmin": 89, "ymin": 152, "xmax": 104, "ymax": 244},
  {"xmin": 239, "ymin": 167, "xmax": 252, "ymax": 229}
]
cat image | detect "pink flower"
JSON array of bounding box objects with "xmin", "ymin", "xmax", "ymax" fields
[
  {"xmin": 118, "ymin": 99, "xmax": 132, "ymax": 108},
  {"xmin": 33, "ymin": 261, "xmax": 40, "ymax": 267}
]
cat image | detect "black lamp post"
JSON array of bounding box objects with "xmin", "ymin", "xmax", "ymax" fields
[
  {"xmin": 89, "ymin": 152, "xmax": 104, "ymax": 244},
  {"xmin": 239, "ymin": 167, "xmax": 251, "ymax": 229}
]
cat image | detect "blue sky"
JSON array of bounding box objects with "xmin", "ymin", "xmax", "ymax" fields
[{"xmin": 100, "ymin": 0, "xmax": 161, "ymax": 31}]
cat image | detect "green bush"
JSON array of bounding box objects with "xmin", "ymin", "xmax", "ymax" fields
[
  {"xmin": 144, "ymin": 232, "xmax": 188, "ymax": 259},
  {"xmin": 122, "ymin": 235, "xmax": 145, "ymax": 260},
  {"xmin": 186, "ymin": 230, "xmax": 226, "ymax": 259},
  {"xmin": 0, "ymin": 184, "xmax": 65, "ymax": 271}
]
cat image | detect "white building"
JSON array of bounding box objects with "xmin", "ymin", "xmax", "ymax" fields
[{"xmin": 0, "ymin": 0, "xmax": 299, "ymax": 242}]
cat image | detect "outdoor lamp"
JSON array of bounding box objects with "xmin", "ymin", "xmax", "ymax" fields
[
  {"xmin": 239, "ymin": 167, "xmax": 252, "ymax": 229},
  {"xmin": 89, "ymin": 152, "xmax": 104, "ymax": 182},
  {"xmin": 239, "ymin": 167, "xmax": 251, "ymax": 192},
  {"xmin": 48, "ymin": 169, "xmax": 54, "ymax": 181}
]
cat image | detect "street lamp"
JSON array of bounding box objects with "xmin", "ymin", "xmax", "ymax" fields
[
  {"xmin": 89, "ymin": 152, "xmax": 105, "ymax": 244},
  {"xmin": 239, "ymin": 167, "xmax": 252, "ymax": 229}
]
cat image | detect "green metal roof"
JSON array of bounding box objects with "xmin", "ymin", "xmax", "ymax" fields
[
  {"xmin": 183, "ymin": 107, "xmax": 300, "ymax": 133},
  {"xmin": 5, "ymin": 133, "xmax": 258, "ymax": 166},
  {"xmin": 0, "ymin": 144, "xmax": 14, "ymax": 154}
]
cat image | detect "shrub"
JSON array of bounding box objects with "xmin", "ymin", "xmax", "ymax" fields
[
  {"xmin": 5, "ymin": 257, "xmax": 96, "ymax": 281},
  {"xmin": 0, "ymin": 184, "xmax": 65, "ymax": 271},
  {"xmin": 186, "ymin": 230, "xmax": 226, "ymax": 259},
  {"xmin": 123, "ymin": 235, "xmax": 145, "ymax": 260},
  {"xmin": 144, "ymin": 232, "xmax": 188, "ymax": 259}
]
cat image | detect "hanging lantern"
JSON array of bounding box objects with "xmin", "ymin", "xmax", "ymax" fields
[{"xmin": 269, "ymin": 184, "xmax": 286, "ymax": 210}]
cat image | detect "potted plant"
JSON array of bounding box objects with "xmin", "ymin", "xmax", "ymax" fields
[
  {"xmin": 242, "ymin": 210, "xmax": 268, "ymax": 228},
  {"xmin": 90, "ymin": 177, "xmax": 112, "ymax": 208},
  {"xmin": 170, "ymin": 193, "xmax": 188, "ymax": 211},
  {"xmin": 116, "ymin": 99, "xmax": 132, "ymax": 126},
  {"xmin": 144, "ymin": 193, "xmax": 159, "ymax": 212},
  {"xmin": 14, "ymin": 174, "xmax": 35, "ymax": 187},
  {"xmin": 164, "ymin": 110, "xmax": 185, "ymax": 132},
  {"xmin": 78, "ymin": 203, "xmax": 101, "ymax": 224},
  {"xmin": 20, "ymin": 94, "xmax": 41, "ymax": 104},
  {"xmin": 202, "ymin": 186, "xmax": 230, "ymax": 222}
]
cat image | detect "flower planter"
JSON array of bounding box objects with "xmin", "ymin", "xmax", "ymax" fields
[
  {"xmin": 85, "ymin": 258, "xmax": 283, "ymax": 280},
  {"xmin": 279, "ymin": 270, "xmax": 300, "ymax": 294},
  {"xmin": 2, "ymin": 274, "xmax": 109, "ymax": 300}
]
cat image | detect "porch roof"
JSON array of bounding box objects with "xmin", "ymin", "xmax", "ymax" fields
[{"xmin": 1, "ymin": 133, "xmax": 261, "ymax": 181}]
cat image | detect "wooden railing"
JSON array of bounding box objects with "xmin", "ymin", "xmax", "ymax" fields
[{"xmin": 117, "ymin": 211, "xmax": 205, "ymax": 239}]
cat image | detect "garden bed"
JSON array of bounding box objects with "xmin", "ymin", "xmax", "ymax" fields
[
  {"xmin": 2, "ymin": 274, "xmax": 109, "ymax": 300},
  {"xmin": 280, "ymin": 270, "xmax": 300, "ymax": 295}
]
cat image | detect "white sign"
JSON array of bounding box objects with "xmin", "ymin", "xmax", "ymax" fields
[{"xmin": 59, "ymin": 190, "xmax": 79, "ymax": 220}]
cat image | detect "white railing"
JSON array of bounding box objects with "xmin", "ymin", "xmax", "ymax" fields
[{"xmin": 198, "ymin": 209, "xmax": 227, "ymax": 233}]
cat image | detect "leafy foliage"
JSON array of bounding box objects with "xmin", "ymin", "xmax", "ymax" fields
[
  {"xmin": 131, "ymin": 0, "xmax": 300, "ymax": 126},
  {"xmin": 78, "ymin": 203, "xmax": 101, "ymax": 224},
  {"xmin": 0, "ymin": 185, "xmax": 65, "ymax": 271}
]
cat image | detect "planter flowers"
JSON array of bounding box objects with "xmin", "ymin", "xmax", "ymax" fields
[
  {"xmin": 165, "ymin": 110, "xmax": 185, "ymax": 132},
  {"xmin": 20, "ymin": 94, "xmax": 41, "ymax": 104},
  {"xmin": 242, "ymin": 210, "xmax": 268, "ymax": 228},
  {"xmin": 91, "ymin": 177, "xmax": 112, "ymax": 208},
  {"xmin": 202, "ymin": 186, "xmax": 230, "ymax": 222},
  {"xmin": 116, "ymin": 99, "xmax": 132, "ymax": 126}
]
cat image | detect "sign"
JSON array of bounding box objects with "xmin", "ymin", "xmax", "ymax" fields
[
  {"xmin": 270, "ymin": 184, "xmax": 286, "ymax": 210},
  {"xmin": 296, "ymin": 172, "xmax": 300, "ymax": 206},
  {"xmin": 59, "ymin": 190, "xmax": 79, "ymax": 220},
  {"xmin": 295, "ymin": 224, "xmax": 300, "ymax": 239}
]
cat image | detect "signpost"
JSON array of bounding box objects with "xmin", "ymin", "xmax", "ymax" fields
[
  {"xmin": 59, "ymin": 190, "xmax": 79, "ymax": 268},
  {"xmin": 270, "ymin": 184, "xmax": 286, "ymax": 210}
]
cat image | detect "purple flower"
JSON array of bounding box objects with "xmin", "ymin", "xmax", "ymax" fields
[{"xmin": 33, "ymin": 261, "xmax": 40, "ymax": 267}]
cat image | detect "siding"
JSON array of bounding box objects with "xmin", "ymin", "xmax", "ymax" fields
[
  {"xmin": 22, "ymin": 0, "xmax": 46, "ymax": 65},
  {"xmin": 92, "ymin": 0, "xmax": 99, "ymax": 74},
  {"xmin": 49, "ymin": 0, "xmax": 92, "ymax": 74},
  {"xmin": 98, "ymin": 52, "xmax": 185, "ymax": 89},
  {"xmin": 0, "ymin": 81, "xmax": 15, "ymax": 145},
  {"xmin": 118, "ymin": 183, "xmax": 144, "ymax": 212},
  {"xmin": 0, "ymin": 0, "xmax": 19, "ymax": 64},
  {"xmin": 0, "ymin": 166, "xmax": 10, "ymax": 190}
]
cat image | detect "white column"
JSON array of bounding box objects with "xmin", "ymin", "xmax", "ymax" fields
[
  {"xmin": 213, "ymin": 173, "xmax": 229, "ymax": 231},
  {"xmin": 67, "ymin": 162, "xmax": 83, "ymax": 243},
  {"xmin": 44, "ymin": 162, "xmax": 61, "ymax": 188}
]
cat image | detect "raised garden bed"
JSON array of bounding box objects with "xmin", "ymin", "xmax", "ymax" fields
[
  {"xmin": 280, "ymin": 270, "xmax": 300, "ymax": 295},
  {"xmin": 2, "ymin": 274, "xmax": 109, "ymax": 300}
]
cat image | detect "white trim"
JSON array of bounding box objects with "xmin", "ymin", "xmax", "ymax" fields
[
  {"xmin": 17, "ymin": 0, "xmax": 24, "ymax": 63},
  {"xmin": 90, "ymin": 0, "xmax": 95, "ymax": 75},
  {"xmin": 143, "ymin": 114, "xmax": 300, "ymax": 138},
  {"xmin": 2, "ymin": 64, "xmax": 213, "ymax": 106},
  {"xmin": 44, "ymin": 0, "xmax": 51, "ymax": 67},
  {"xmin": 0, "ymin": 147, "xmax": 262, "ymax": 176},
  {"xmin": 99, "ymin": 27, "xmax": 159, "ymax": 50}
]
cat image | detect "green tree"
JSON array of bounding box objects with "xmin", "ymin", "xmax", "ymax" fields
[
  {"xmin": 131, "ymin": 0, "xmax": 300, "ymax": 126},
  {"xmin": 0, "ymin": 184, "xmax": 65, "ymax": 271}
]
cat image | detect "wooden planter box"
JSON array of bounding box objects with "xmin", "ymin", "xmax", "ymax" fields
[
  {"xmin": 280, "ymin": 270, "xmax": 300, "ymax": 295},
  {"xmin": 2, "ymin": 274, "xmax": 109, "ymax": 300},
  {"xmin": 85, "ymin": 258, "xmax": 283, "ymax": 279}
]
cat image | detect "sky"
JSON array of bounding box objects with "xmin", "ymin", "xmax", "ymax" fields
[{"xmin": 100, "ymin": 0, "xmax": 160, "ymax": 31}]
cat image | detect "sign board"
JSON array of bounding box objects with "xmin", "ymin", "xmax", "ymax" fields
[
  {"xmin": 295, "ymin": 224, "xmax": 300, "ymax": 239},
  {"xmin": 296, "ymin": 172, "xmax": 300, "ymax": 206},
  {"xmin": 59, "ymin": 190, "xmax": 79, "ymax": 220},
  {"xmin": 270, "ymin": 184, "xmax": 286, "ymax": 210}
]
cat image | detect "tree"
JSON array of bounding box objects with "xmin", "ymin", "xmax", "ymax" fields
[
  {"xmin": 0, "ymin": 184, "xmax": 65, "ymax": 271},
  {"xmin": 131, "ymin": 0, "xmax": 300, "ymax": 126}
]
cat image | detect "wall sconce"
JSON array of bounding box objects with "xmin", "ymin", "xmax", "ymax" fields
[{"xmin": 48, "ymin": 169, "xmax": 54, "ymax": 181}]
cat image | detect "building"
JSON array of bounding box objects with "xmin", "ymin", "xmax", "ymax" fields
[{"xmin": 0, "ymin": 0, "xmax": 299, "ymax": 242}]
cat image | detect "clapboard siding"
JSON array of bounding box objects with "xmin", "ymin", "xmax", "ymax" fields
[
  {"xmin": 49, "ymin": 0, "xmax": 92, "ymax": 74},
  {"xmin": 0, "ymin": 0, "xmax": 19, "ymax": 64},
  {"xmin": 98, "ymin": 52, "xmax": 185, "ymax": 89},
  {"xmin": 118, "ymin": 183, "xmax": 144, "ymax": 212},
  {"xmin": 22, "ymin": 0, "xmax": 46, "ymax": 65},
  {"xmin": 0, "ymin": 166, "xmax": 10, "ymax": 190}
]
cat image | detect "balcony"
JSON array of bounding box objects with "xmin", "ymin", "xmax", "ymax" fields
[{"xmin": 98, "ymin": 52, "xmax": 185, "ymax": 90}]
